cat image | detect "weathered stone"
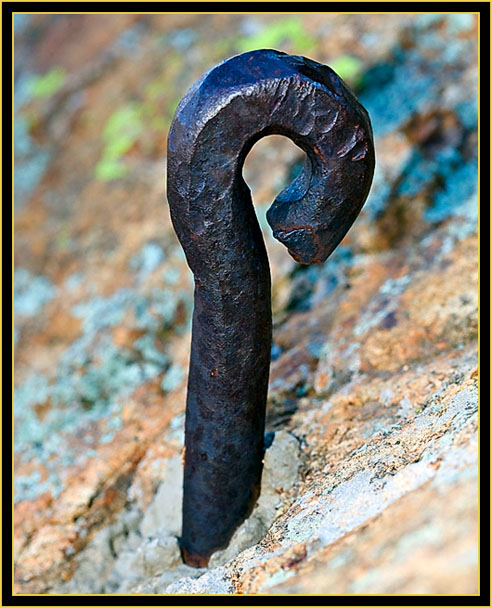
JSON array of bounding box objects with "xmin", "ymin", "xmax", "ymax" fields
[
  {"xmin": 139, "ymin": 455, "xmax": 182, "ymax": 538},
  {"xmin": 14, "ymin": 12, "xmax": 478, "ymax": 596},
  {"xmin": 131, "ymin": 531, "xmax": 181, "ymax": 577}
]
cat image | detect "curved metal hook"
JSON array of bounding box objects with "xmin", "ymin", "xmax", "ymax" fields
[{"xmin": 167, "ymin": 49, "xmax": 375, "ymax": 567}]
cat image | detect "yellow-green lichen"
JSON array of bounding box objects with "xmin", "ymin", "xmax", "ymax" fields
[
  {"xmin": 29, "ymin": 67, "xmax": 66, "ymax": 98},
  {"xmin": 237, "ymin": 18, "xmax": 316, "ymax": 54}
]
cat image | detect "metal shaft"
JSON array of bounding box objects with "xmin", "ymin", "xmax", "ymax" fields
[{"xmin": 167, "ymin": 49, "xmax": 375, "ymax": 567}]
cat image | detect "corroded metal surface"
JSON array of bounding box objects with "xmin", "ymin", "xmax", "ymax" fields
[{"xmin": 167, "ymin": 49, "xmax": 375, "ymax": 567}]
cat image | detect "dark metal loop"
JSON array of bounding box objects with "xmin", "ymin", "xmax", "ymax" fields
[{"xmin": 167, "ymin": 49, "xmax": 375, "ymax": 567}]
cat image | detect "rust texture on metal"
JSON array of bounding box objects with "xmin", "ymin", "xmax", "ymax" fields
[{"xmin": 167, "ymin": 49, "xmax": 375, "ymax": 567}]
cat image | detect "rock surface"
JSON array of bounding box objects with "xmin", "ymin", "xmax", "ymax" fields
[{"xmin": 14, "ymin": 13, "xmax": 478, "ymax": 595}]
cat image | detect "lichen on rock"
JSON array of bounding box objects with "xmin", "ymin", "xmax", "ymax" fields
[{"xmin": 14, "ymin": 12, "xmax": 478, "ymax": 596}]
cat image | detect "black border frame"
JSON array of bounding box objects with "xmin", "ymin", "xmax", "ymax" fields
[{"xmin": 3, "ymin": 2, "xmax": 490, "ymax": 606}]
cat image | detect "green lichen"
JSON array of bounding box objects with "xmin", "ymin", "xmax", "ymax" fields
[
  {"xmin": 237, "ymin": 18, "xmax": 316, "ymax": 53},
  {"xmin": 95, "ymin": 70, "xmax": 182, "ymax": 181},
  {"xmin": 29, "ymin": 67, "xmax": 66, "ymax": 99},
  {"xmin": 95, "ymin": 103, "xmax": 144, "ymax": 180},
  {"xmin": 330, "ymin": 55, "xmax": 364, "ymax": 88}
]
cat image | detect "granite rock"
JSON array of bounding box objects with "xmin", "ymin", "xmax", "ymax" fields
[{"xmin": 14, "ymin": 13, "xmax": 478, "ymax": 595}]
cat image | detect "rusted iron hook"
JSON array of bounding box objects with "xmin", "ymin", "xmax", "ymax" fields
[{"xmin": 167, "ymin": 49, "xmax": 375, "ymax": 568}]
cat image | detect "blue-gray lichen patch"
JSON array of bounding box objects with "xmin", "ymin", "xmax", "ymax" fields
[
  {"xmin": 14, "ymin": 279, "xmax": 192, "ymax": 503},
  {"xmin": 15, "ymin": 268, "xmax": 56, "ymax": 318}
]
